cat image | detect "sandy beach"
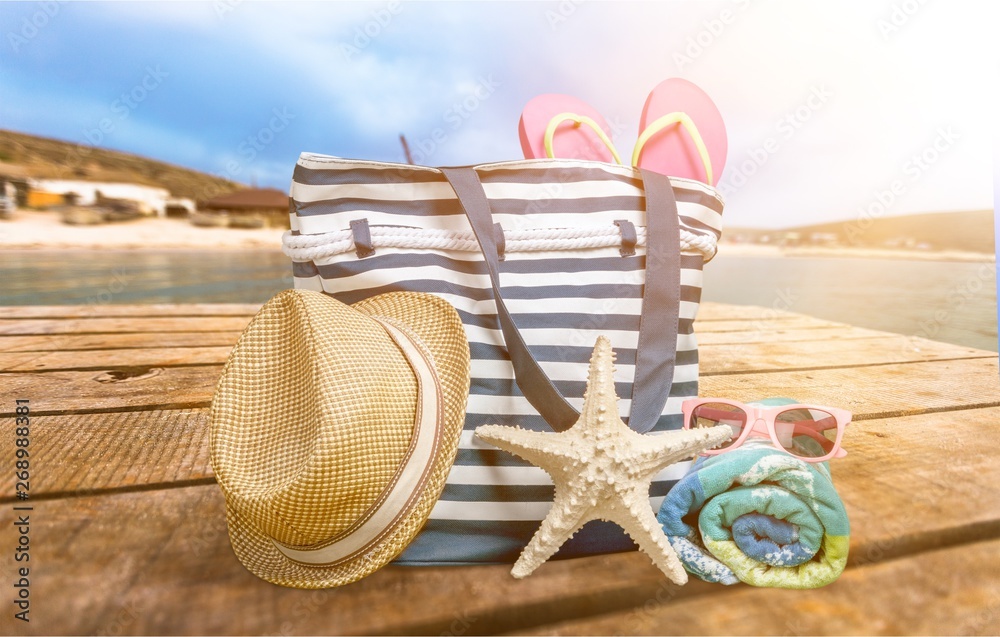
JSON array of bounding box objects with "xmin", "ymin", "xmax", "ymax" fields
[
  {"xmin": 718, "ymin": 241, "xmax": 995, "ymax": 263},
  {"xmin": 0, "ymin": 210, "xmax": 286, "ymax": 251},
  {"xmin": 0, "ymin": 209, "xmax": 994, "ymax": 262}
]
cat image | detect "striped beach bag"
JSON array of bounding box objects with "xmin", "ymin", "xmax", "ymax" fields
[{"xmin": 282, "ymin": 153, "xmax": 723, "ymax": 564}]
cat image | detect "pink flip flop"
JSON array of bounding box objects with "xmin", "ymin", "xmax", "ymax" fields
[
  {"xmin": 632, "ymin": 78, "xmax": 727, "ymax": 186},
  {"xmin": 519, "ymin": 94, "xmax": 622, "ymax": 163}
]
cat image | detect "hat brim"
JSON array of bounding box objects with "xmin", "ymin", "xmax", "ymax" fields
[{"xmin": 219, "ymin": 290, "xmax": 470, "ymax": 589}]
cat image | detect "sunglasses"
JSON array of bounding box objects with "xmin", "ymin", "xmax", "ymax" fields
[{"xmin": 681, "ymin": 399, "xmax": 851, "ymax": 463}]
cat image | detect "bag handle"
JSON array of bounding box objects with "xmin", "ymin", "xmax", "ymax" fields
[{"xmin": 440, "ymin": 167, "xmax": 681, "ymax": 433}]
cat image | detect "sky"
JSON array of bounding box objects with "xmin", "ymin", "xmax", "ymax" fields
[{"xmin": 0, "ymin": 0, "xmax": 994, "ymax": 228}]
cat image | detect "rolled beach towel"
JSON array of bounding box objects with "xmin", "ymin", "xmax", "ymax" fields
[{"xmin": 656, "ymin": 401, "xmax": 850, "ymax": 589}]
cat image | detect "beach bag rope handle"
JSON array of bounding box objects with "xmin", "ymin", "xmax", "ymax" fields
[{"xmin": 440, "ymin": 167, "xmax": 681, "ymax": 434}]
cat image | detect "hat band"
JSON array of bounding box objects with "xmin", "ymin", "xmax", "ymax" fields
[{"xmin": 270, "ymin": 317, "xmax": 443, "ymax": 567}]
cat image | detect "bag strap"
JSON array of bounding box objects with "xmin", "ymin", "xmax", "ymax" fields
[{"xmin": 440, "ymin": 167, "xmax": 681, "ymax": 433}]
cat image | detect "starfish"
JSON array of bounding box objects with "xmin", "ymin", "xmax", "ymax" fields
[{"xmin": 475, "ymin": 336, "xmax": 732, "ymax": 584}]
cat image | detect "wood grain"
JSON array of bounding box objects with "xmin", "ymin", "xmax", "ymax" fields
[
  {"xmin": 0, "ymin": 304, "xmax": 262, "ymax": 318},
  {"xmin": 3, "ymin": 332, "xmax": 989, "ymax": 374},
  {"xmin": 0, "ymin": 301, "xmax": 785, "ymax": 322},
  {"xmin": 0, "ymin": 346, "xmax": 234, "ymax": 372},
  {"xmin": 694, "ymin": 315, "xmax": 841, "ymax": 333},
  {"xmin": 5, "ymin": 353, "xmax": 996, "ymax": 418},
  {"xmin": 0, "ymin": 410, "xmax": 213, "ymax": 499},
  {"xmin": 0, "ymin": 485, "xmax": 700, "ymax": 636},
  {"xmin": 0, "ymin": 325, "xmax": 859, "ymax": 355},
  {"xmin": 700, "ymin": 356, "xmax": 1000, "ymax": 418},
  {"xmin": 0, "ymin": 331, "xmax": 244, "ymax": 353},
  {"xmin": 520, "ymin": 538, "xmax": 1000, "ymax": 636},
  {"xmin": 2, "ymin": 407, "xmax": 998, "ymax": 635},
  {"xmin": 0, "ymin": 316, "xmax": 255, "ymax": 335},
  {"xmin": 7, "ymin": 482, "xmax": 996, "ymax": 637},
  {"xmin": 0, "ymin": 303, "xmax": 996, "ymax": 636},
  {"xmin": 0, "ymin": 312, "xmax": 829, "ymax": 338},
  {"xmin": 6, "ymin": 405, "xmax": 998, "ymax": 544},
  {"xmin": 0, "ymin": 366, "xmax": 220, "ymax": 415},
  {"xmin": 696, "ymin": 325, "xmax": 881, "ymax": 345}
]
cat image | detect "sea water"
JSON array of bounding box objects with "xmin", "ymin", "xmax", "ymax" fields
[{"xmin": 1, "ymin": 250, "xmax": 996, "ymax": 352}]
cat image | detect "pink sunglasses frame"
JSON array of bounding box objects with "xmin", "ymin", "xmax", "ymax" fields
[{"xmin": 681, "ymin": 398, "xmax": 852, "ymax": 463}]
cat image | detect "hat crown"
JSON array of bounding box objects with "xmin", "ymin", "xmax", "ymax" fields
[{"xmin": 212, "ymin": 291, "xmax": 419, "ymax": 547}]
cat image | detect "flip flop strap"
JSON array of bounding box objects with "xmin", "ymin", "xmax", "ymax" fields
[
  {"xmin": 543, "ymin": 112, "xmax": 623, "ymax": 164},
  {"xmin": 632, "ymin": 111, "xmax": 714, "ymax": 185}
]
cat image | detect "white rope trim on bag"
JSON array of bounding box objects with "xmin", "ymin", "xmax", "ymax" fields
[{"xmin": 282, "ymin": 225, "xmax": 718, "ymax": 262}]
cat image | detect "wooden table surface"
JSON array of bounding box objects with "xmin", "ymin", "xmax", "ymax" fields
[{"xmin": 1, "ymin": 302, "xmax": 999, "ymax": 636}]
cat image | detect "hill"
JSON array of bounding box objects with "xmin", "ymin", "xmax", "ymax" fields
[
  {"xmin": 725, "ymin": 209, "xmax": 995, "ymax": 254},
  {"xmin": 0, "ymin": 129, "xmax": 242, "ymax": 201}
]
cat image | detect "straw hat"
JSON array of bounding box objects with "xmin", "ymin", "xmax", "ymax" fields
[{"xmin": 210, "ymin": 289, "xmax": 470, "ymax": 588}]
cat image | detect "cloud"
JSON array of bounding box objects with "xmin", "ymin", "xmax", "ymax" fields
[{"xmin": 0, "ymin": 1, "xmax": 992, "ymax": 227}]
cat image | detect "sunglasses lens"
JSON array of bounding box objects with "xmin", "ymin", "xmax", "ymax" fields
[
  {"xmin": 774, "ymin": 408, "xmax": 839, "ymax": 458},
  {"xmin": 690, "ymin": 403, "xmax": 745, "ymax": 449}
]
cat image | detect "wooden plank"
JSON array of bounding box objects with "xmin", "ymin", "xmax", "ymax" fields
[
  {"xmin": 0, "ymin": 331, "xmax": 244, "ymax": 353},
  {"xmin": 827, "ymin": 406, "xmax": 1000, "ymax": 564},
  {"xmin": 520, "ymin": 539, "xmax": 1000, "ymax": 636},
  {"xmin": 0, "ymin": 316, "xmax": 254, "ymax": 335},
  {"xmin": 697, "ymin": 302, "xmax": 800, "ymax": 321},
  {"xmin": 0, "ymin": 313, "xmax": 833, "ymax": 338},
  {"xmin": 7, "ymin": 403, "xmax": 1000, "ymax": 551},
  {"xmin": 692, "ymin": 315, "xmax": 843, "ymax": 333},
  {"xmin": 7, "ymin": 406, "xmax": 1000, "ymax": 635},
  {"xmin": 0, "ymin": 410, "xmax": 212, "ymax": 499},
  {"xmin": 0, "ymin": 400, "xmax": 1000, "ymax": 634},
  {"xmin": 0, "ymin": 316, "xmax": 835, "ymax": 340},
  {"xmin": 701, "ymin": 356, "xmax": 1000, "ymax": 419},
  {"xmin": 0, "ymin": 323, "xmax": 866, "ymax": 356},
  {"xmin": 1, "ymin": 332, "xmax": 991, "ymax": 374},
  {"xmin": 0, "ymin": 304, "xmax": 262, "ymax": 319},
  {"xmin": 0, "ymin": 302, "xmax": 786, "ymax": 322},
  {"xmin": 0, "ymin": 366, "xmax": 219, "ymax": 415},
  {"xmin": 4, "ymin": 354, "xmax": 996, "ymax": 418},
  {"xmin": 697, "ymin": 324, "xmax": 881, "ymax": 345},
  {"xmin": 0, "ymin": 325, "xmax": 869, "ymax": 356},
  {"xmin": 703, "ymin": 334, "xmax": 995, "ymax": 375},
  {"xmin": 0, "ymin": 484, "xmax": 704, "ymax": 636},
  {"xmin": 0, "ymin": 346, "xmax": 233, "ymax": 372}
]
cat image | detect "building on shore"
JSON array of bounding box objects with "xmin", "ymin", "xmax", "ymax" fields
[
  {"xmin": 26, "ymin": 179, "xmax": 172, "ymax": 217},
  {"xmin": 200, "ymin": 188, "xmax": 289, "ymax": 228}
]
